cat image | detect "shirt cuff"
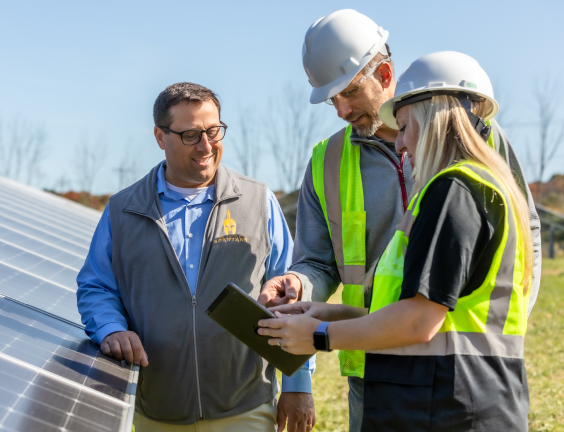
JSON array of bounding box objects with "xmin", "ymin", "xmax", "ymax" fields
[
  {"xmin": 94, "ymin": 322, "xmax": 129, "ymax": 345},
  {"xmin": 281, "ymin": 367, "xmax": 312, "ymax": 393},
  {"xmin": 285, "ymin": 271, "xmax": 313, "ymax": 302}
]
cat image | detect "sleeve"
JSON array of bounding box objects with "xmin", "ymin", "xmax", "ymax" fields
[
  {"xmin": 400, "ymin": 178, "xmax": 494, "ymax": 310},
  {"xmin": 265, "ymin": 189, "xmax": 294, "ymax": 281},
  {"xmin": 265, "ymin": 189, "xmax": 316, "ymax": 393},
  {"xmin": 287, "ymin": 159, "xmax": 341, "ymax": 302},
  {"xmin": 491, "ymin": 119, "xmax": 542, "ymax": 316},
  {"xmin": 76, "ymin": 205, "xmax": 128, "ymax": 345}
]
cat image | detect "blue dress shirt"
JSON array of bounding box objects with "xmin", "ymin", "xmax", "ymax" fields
[{"xmin": 77, "ymin": 162, "xmax": 314, "ymax": 393}]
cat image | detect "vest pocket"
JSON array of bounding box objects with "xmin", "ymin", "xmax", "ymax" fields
[
  {"xmin": 362, "ymin": 354, "xmax": 435, "ymax": 431},
  {"xmin": 342, "ymin": 211, "xmax": 366, "ymax": 265}
]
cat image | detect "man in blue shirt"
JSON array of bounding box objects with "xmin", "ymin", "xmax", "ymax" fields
[{"xmin": 77, "ymin": 82, "xmax": 315, "ymax": 432}]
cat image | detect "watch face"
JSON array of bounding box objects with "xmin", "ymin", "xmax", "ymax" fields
[{"xmin": 313, "ymin": 332, "xmax": 327, "ymax": 351}]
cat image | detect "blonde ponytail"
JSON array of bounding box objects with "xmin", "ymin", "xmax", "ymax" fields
[{"xmin": 409, "ymin": 95, "xmax": 532, "ymax": 293}]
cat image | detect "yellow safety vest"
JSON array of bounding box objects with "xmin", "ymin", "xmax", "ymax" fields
[
  {"xmin": 369, "ymin": 161, "xmax": 529, "ymax": 352},
  {"xmin": 311, "ymin": 125, "xmax": 408, "ymax": 377}
]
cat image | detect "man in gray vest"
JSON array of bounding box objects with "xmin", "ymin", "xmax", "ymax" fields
[
  {"xmin": 259, "ymin": 10, "xmax": 542, "ymax": 432},
  {"xmin": 77, "ymin": 82, "xmax": 315, "ymax": 432}
]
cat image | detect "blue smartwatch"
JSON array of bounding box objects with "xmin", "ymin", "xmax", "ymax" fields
[{"xmin": 313, "ymin": 322, "xmax": 332, "ymax": 352}]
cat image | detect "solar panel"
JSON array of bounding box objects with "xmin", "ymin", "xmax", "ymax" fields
[
  {"xmin": 0, "ymin": 202, "xmax": 95, "ymax": 247},
  {"xmin": 0, "ymin": 215, "xmax": 90, "ymax": 257},
  {"xmin": 0, "ymin": 258, "xmax": 81, "ymax": 324},
  {"xmin": 0, "ymin": 178, "xmax": 137, "ymax": 432},
  {"xmin": 0, "ymin": 178, "xmax": 101, "ymax": 228},
  {"xmin": 0, "ymin": 225, "xmax": 86, "ymax": 270}
]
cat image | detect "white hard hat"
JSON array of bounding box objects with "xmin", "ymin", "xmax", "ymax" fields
[
  {"xmin": 379, "ymin": 51, "xmax": 499, "ymax": 130},
  {"xmin": 302, "ymin": 9, "xmax": 389, "ymax": 104}
]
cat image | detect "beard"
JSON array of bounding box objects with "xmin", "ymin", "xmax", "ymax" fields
[{"xmin": 345, "ymin": 91, "xmax": 387, "ymax": 137}]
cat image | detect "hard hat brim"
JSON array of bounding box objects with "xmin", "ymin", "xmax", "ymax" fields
[
  {"xmin": 309, "ymin": 67, "xmax": 362, "ymax": 104},
  {"xmin": 379, "ymin": 86, "xmax": 499, "ymax": 130},
  {"xmin": 308, "ymin": 35, "xmax": 388, "ymax": 104}
]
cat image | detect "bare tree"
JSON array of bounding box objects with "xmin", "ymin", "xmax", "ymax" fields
[
  {"xmin": 0, "ymin": 116, "xmax": 47, "ymax": 186},
  {"xmin": 52, "ymin": 174, "xmax": 71, "ymax": 194},
  {"xmin": 532, "ymin": 79, "xmax": 564, "ymax": 198},
  {"xmin": 115, "ymin": 144, "xmax": 141, "ymax": 191},
  {"xmin": 74, "ymin": 134, "xmax": 107, "ymax": 194},
  {"xmin": 492, "ymin": 78, "xmax": 513, "ymax": 128},
  {"xmin": 231, "ymin": 107, "xmax": 261, "ymax": 178},
  {"xmin": 266, "ymin": 83, "xmax": 328, "ymax": 192}
]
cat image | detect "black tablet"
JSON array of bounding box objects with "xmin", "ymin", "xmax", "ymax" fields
[{"xmin": 206, "ymin": 283, "xmax": 312, "ymax": 377}]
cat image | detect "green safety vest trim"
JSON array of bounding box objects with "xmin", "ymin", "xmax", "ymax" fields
[
  {"xmin": 485, "ymin": 119, "xmax": 495, "ymax": 150},
  {"xmin": 368, "ymin": 161, "xmax": 529, "ymax": 358},
  {"xmin": 312, "ymin": 125, "xmax": 366, "ymax": 377}
]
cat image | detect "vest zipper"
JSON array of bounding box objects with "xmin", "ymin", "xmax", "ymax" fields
[
  {"xmin": 143, "ymin": 216, "xmax": 206, "ymax": 421},
  {"xmin": 377, "ymin": 151, "xmax": 408, "ymax": 212},
  {"xmin": 190, "ymin": 197, "xmax": 233, "ymax": 421},
  {"xmin": 192, "ymin": 294, "xmax": 204, "ymax": 420}
]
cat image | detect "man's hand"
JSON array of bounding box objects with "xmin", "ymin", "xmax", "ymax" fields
[
  {"xmin": 277, "ymin": 392, "xmax": 315, "ymax": 432},
  {"xmin": 258, "ymin": 274, "xmax": 302, "ymax": 307},
  {"xmin": 101, "ymin": 331, "xmax": 149, "ymax": 367}
]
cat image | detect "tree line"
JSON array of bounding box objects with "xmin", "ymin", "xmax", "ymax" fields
[{"xmin": 0, "ymin": 82, "xmax": 562, "ymax": 198}]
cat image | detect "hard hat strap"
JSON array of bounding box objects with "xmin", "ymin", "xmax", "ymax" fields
[
  {"xmin": 458, "ymin": 95, "xmax": 492, "ymax": 141},
  {"xmin": 392, "ymin": 91, "xmax": 491, "ymax": 141}
]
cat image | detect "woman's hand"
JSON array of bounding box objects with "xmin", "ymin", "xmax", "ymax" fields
[
  {"xmin": 258, "ymin": 312, "xmax": 321, "ymax": 355},
  {"xmin": 269, "ymin": 301, "xmax": 329, "ymax": 320}
]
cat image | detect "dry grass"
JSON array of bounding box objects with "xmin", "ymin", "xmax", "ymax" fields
[
  {"xmin": 294, "ymin": 260, "xmax": 564, "ymax": 431},
  {"xmin": 526, "ymin": 258, "xmax": 564, "ymax": 431}
]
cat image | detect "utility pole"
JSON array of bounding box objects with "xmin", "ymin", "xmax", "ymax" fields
[
  {"xmin": 549, "ymin": 224, "xmax": 555, "ymax": 259},
  {"xmin": 114, "ymin": 166, "xmax": 136, "ymax": 191}
]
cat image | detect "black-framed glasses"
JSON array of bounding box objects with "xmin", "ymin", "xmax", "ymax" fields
[{"xmin": 159, "ymin": 121, "xmax": 228, "ymax": 145}]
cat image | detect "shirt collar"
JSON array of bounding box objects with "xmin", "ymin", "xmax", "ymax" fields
[
  {"xmin": 350, "ymin": 131, "xmax": 397, "ymax": 153},
  {"xmin": 156, "ymin": 161, "xmax": 215, "ymax": 204}
]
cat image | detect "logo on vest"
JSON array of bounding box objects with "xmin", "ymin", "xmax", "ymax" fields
[
  {"xmin": 224, "ymin": 210, "xmax": 236, "ymax": 234},
  {"xmin": 215, "ymin": 209, "xmax": 248, "ymax": 244}
]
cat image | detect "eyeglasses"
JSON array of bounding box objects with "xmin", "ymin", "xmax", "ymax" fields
[
  {"xmin": 158, "ymin": 121, "xmax": 228, "ymax": 146},
  {"xmin": 324, "ymin": 58, "xmax": 390, "ymax": 106}
]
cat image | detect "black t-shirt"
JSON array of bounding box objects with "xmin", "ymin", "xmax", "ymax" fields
[{"xmin": 400, "ymin": 175, "xmax": 506, "ymax": 310}]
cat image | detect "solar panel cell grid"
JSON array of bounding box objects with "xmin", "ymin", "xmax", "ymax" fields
[
  {"xmin": 0, "ymin": 225, "xmax": 86, "ymax": 270},
  {"xmin": 0, "ymin": 241, "xmax": 79, "ymax": 288},
  {"xmin": 0, "ymin": 179, "xmax": 101, "ymax": 227},
  {"xmin": 0, "ymin": 264, "xmax": 80, "ymax": 324},
  {"xmin": 0, "ymin": 205, "xmax": 93, "ymax": 247},
  {"xmin": 0, "ymin": 298, "xmax": 132, "ymax": 401},
  {"xmin": 0, "ymin": 358, "xmax": 126, "ymax": 432},
  {"xmin": 0, "ymin": 217, "xmax": 89, "ymax": 257},
  {"xmin": 0, "ymin": 189, "xmax": 99, "ymax": 234}
]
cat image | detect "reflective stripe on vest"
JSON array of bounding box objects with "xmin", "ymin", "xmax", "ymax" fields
[
  {"xmin": 312, "ymin": 125, "xmax": 366, "ymax": 377},
  {"xmin": 368, "ymin": 161, "xmax": 529, "ymax": 358}
]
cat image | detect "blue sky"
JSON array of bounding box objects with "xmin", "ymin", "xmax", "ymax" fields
[{"xmin": 1, "ymin": 0, "xmax": 563, "ymax": 193}]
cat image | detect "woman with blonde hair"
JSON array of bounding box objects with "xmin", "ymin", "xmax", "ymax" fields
[{"xmin": 259, "ymin": 52, "xmax": 532, "ymax": 431}]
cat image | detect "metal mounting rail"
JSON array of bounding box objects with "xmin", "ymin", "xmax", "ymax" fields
[{"xmin": 0, "ymin": 293, "xmax": 85, "ymax": 329}]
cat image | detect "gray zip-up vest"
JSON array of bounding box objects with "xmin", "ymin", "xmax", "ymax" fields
[{"xmin": 109, "ymin": 162, "xmax": 274, "ymax": 425}]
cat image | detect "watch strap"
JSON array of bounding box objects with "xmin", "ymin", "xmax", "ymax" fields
[{"xmin": 314, "ymin": 322, "xmax": 332, "ymax": 351}]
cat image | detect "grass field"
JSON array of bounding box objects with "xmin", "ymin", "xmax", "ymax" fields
[{"xmin": 300, "ymin": 258, "xmax": 564, "ymax": 431}]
